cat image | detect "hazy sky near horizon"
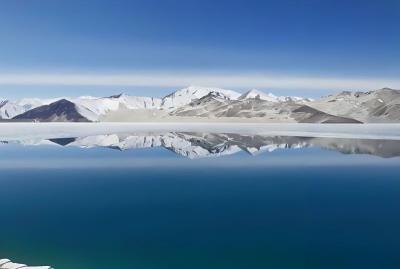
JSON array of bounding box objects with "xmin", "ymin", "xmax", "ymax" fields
[{"xmin": 0, "ymin": 0, "xmax": 399, "ymax": 99}]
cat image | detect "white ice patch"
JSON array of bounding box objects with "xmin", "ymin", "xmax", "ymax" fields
[{"xmin": 0, "ymin": 259, "xmax": 52, "ymax": 269}]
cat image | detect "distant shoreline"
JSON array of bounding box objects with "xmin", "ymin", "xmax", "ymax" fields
[{"xmin": 1, "ymin": 122, "xmax": 400, "ymax": 141}]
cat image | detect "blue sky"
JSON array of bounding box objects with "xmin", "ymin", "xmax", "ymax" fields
[{"xmin": 0, "ymin": 0, "xmax": 399, "ymax": 99}]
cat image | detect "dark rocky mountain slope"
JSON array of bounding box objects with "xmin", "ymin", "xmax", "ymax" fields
[{"xmin": 13, "ymin": 99, "xmax": 90, "ymax": 122}]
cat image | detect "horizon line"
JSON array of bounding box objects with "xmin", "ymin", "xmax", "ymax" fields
[{"xmin": 0, "ymin": 72, "xmax": 399, "ymax": 91}]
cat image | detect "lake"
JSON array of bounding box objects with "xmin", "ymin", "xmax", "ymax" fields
[{"xmin": 1, "ymin": 126, "xmax": 400, "ymax": 269}]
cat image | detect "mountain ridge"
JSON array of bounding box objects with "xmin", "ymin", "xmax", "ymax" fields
[{"xmin": 2, "ymin": 86, "xmax": 399, "ymax": 123}]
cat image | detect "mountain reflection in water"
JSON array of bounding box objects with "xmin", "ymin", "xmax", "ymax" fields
[{"xmin": 3, "ymin": 132, "xmax": 400, "ymax": 159}]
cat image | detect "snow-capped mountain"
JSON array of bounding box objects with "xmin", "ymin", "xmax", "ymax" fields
[
  {"xmin": 2, "ymin": 86, "xmax": 399, "ymax": 123},
  {"xmin": 0, "ymin": 94, "xmax": 164, "ymax": 121},
  {"xmin": 238, "ymin": 89, "xmax": 312, "ymax": 103},
  {"xmin": 170, "ymin": 92, "xmax": 360, "ymax": 123},
  {"xmin": 238, "ymin": 89, "xmax": 281, "ymax": 102},
  {"xmin": 72, "ymin": 94, "xmax": 162, "ymax": 120},
  {"xmin": 161, "ymin": 85, "xmax": 241, "ymax": 109},
  {"xmin": 13, "ymin": 99, "xmax": 90, "ymax": 122},
  {"xmin": 69, "ymin": 94, "xmax": 162, "ymax": 121}
]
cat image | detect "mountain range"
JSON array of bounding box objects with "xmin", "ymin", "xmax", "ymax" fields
[{"xmin": 1, "ymin": 86, "xmax": 400, "ymax": 123}]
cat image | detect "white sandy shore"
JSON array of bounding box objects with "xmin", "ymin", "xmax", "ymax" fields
[{"xmin": 0, "ymin": 122, "xmax": 400, "ymax": 140}]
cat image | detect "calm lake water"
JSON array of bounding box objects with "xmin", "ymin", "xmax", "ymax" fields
[{"xmin": 1, "ymin": 132, "xmax": 400, "ymax": 269}]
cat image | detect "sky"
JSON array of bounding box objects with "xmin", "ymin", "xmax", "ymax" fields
[{"xmin": 0, "ymin": 0, "xmax": 399, "ymax": 99}]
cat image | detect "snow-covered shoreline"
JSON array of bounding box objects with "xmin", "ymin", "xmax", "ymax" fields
[{"xmin": 1, "ymin": 122, "xmax": 400, "ymax": 141}]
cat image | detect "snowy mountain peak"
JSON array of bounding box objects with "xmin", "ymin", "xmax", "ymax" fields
[
  {"xmin": 205, "ymin": 91, "xmax": 232, "ymax": 100},
  {"xmin": 71, "ymin": 94, "xmax": 162, "ymax": 121},
  {"xmin": 239, "ymin": 89, "xmax": 280, "ymax": 102},
  {"xmin": 161, "ymin": 85, "xmax": 241, "ymax": 109},
  {"xmin": 239, "ymin": 89, "xmax": 312, "ymax": 103}
]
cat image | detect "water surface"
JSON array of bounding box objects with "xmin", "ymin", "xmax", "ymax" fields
[{"xmin": 1, "ymin": 132, "xmax": 400, "ymax": 269}]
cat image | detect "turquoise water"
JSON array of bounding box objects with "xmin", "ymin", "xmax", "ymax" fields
[{"xmin": 1, "ymin": 134, "xmax": 400, "ymax": 269}]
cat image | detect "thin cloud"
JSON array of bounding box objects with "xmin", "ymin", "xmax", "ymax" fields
[{"xmin": 0, "ymin": 72, "xmax": 398, "ymax": 90}]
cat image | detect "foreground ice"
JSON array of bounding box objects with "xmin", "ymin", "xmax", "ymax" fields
[
  {"xmin": 0, "ymin": 123, "xmax": 400, "ymax": 141},
  {"xmin": 0, "ymin": 259, "xmax": 52, "ymax": 269}
]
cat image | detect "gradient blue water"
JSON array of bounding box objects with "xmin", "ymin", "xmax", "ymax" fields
[{"xmin": 1, "ymin": 145, "xmax": 400, "ymax": 269}]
